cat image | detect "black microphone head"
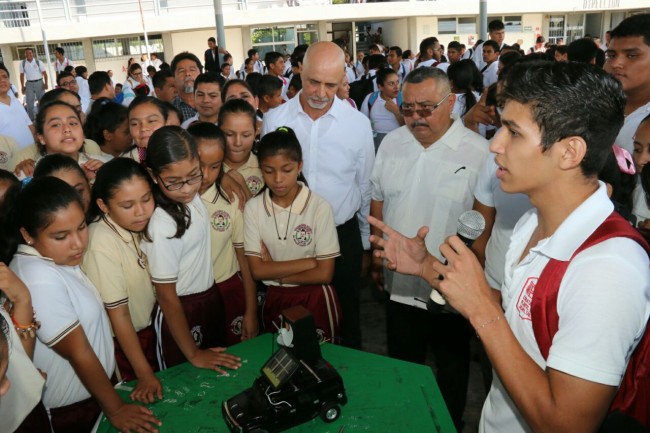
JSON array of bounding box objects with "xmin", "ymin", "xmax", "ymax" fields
[{"xmin": 457, "ymin": 210, "xmax": 486, "ymax": 244}]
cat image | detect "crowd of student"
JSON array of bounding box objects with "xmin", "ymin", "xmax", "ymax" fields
[{"xmin": 0, "ymin": 12, "xmax": 648, "ymax": 433}]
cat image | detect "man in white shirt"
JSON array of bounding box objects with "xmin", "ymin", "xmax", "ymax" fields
[
  {"xmin": 150, "ymin": 53, "xmax": 163, "ymax": 71},
  {"xmin": 262, "ymin": 42, "xmax": 375, "ymax": 349},
  {"xmin": 481, "ymin": 40, "xmax": 500, "ymax": 88},
  {"xmin": 604, "ymin": 14, "xmax": 650, "ymax": 223},
  {"xmin": 354, "ymin": 51, "xmax": 366, "ymax": 78},
  {"xmin": 369, "ymin": 61, "xmax": 649, "ymax": 433},
  {"xmin": 417, "ymin": 37, "xmax": 449, "ymax": 73},
  {"xmin": 19, "ymin": 48, "xmax": 48, "ymax": 121},
  {"xmin": 472, "ymin": 20, "xmax": 506, "ymax": 71},
  {"xmin": 369, "ymin": 67, "xmax": 488, "ymax": 430},
  {"xmin": 54, "ymin": 47, "xmax": 73, "ymax": 77},
  {"xmin": 387, "ymin": 46, "xmax": 407, "ymax": 84}
]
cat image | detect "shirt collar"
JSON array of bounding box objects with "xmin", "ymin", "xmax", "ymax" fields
[
  {"xmin": 100, "ymin": 214, "xmax": 135, "ymax": 244},
  {"xmin": 262, "ymin": 182, "xmax": 311, "ymax": 216},
  {"xmin": 16, "ymin": 244, "xmax": 53, "ymax": 262},
  {"xmin": 534, "ymin": 182, "xmax": 614, "ymax": 261},
  {"xmin": 410, "ymin": 114, "xmax": 464, "ymax": 150}
]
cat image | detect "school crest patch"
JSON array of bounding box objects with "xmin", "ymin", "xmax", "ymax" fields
[
  {"xmin": 516, "ymin": 277, "xmax": 537, "ymax": 321},
  {"xmin": 246, "ymin": 176, "xmax": 263, "ymax": 195},
  {"xmin": 211, "ymin": 210, "xmax": 231, "ymax": 232},
  {"xmin": 230, "ymin": 315, "xmax": 243, "ymax": 336},
  {"xmin": 0, "ymin": 151, "xmax": 7, "ymax": 165},
  {"xmin": 191, "ymin": 325, "xmax": 203, "ymax": 346},
  {"xmin": 293, "ymin": 224, "xmax": 313, "ymax": 247}
]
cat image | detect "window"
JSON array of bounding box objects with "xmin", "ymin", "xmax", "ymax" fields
[
  {"xmin": 548, "ymin": 15, "xmax": 565, "ymax": 44},
  {"xmin": 458, "ymin": 17, "xmax": 477, "ymax": 34},
  {"xmin": 13, "ymin": 42, "xmax": 85, "ymax": 62},
  {"xmin": 92, "ymin": 34, "xmax": 163, "ymax": 59},
  {"xmin": 251, "ymin": 24, "xmax": 318, "ymax": 59},
  {"xmin": 438, "ymin": 18, "xmax": 456, "ymax": 35},
  {"xmin": 487, "ymin": 15, "xmax": 522, "ymax": 33}
]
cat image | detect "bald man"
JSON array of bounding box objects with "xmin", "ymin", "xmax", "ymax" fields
[{"xmin": 262, "ymin": 42, "xmax": 375, "ymax": 348}]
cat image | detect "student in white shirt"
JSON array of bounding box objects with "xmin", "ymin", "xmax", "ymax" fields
[
  {"xmin": 54, "ymin": 47, "xmax": 73, "ymax": 76},
  {"xmin": 481, "ymin": 40, "xmax": 500, "ymax": 88},
  {"xmin": 360, "ymin": 68, "xmax": 404, "ymax": 151},
  {"xmin": 0, "ymin": 64, "xmax": 35, "ymax": 149},
  {"xmin": 245, "ymin": 127, "xmax": 341, "ymax": 340},
  {"xmin": 19, "ymin": 48, "xmax": 48, "ymax": 121},
  {"xmin": 8, "ymin": 176, "xmax": 161, "ymax": 433},
  {"xmin": 142, "ymin": 126, "xmax": 242, "ymax": 372}
]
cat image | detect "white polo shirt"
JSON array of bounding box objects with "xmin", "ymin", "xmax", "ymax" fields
[
  {"xmin": 482, "ymin": 61, "xmax": 499, "ymax": 88},
  {"xmin": 480, "ymin": 183, "xmax": 650, "ymax": 433},
  {"xmin": 19, "ymin": 58, "xmax": 45, "ymax": 82},
  {"xmin": 141, "ymin": 194, "xmax": 213, "ymax": 296},
  {"xmin": 262, "ymin": 92, "xmax": 375, "ymax": 249},
  {"xmin": 360, "ymin": 92, "xmax": 402, "ymax": 134},
  {"xmin": 417, "ymin": 59, "xmax": 449, "ymax": 73},
  {"xmin": 0, "ymin": 97, "xmax": 33, "ymax": 148},
  {"xmin": 54, "ymin": 57, "xmax": 73, "ymax": 74},
  {"xmin": 244, "ymin": 183, "xmax": 340, "ymax": 287},
  {"xmin": 473, "ymin": 153, "xmax": 531, "ymax": 288},
  {"xmin": 83, "ymin": 216, "xmax": 156, "ymax": 332},
  {"xmin": 472, "ymin": 41, "xmax": 507, "ymax": 71},
  {"xmin": 201, "ymin": 184, "xmax": 243, "ymax": 283},
  {"xmin": 10, "ymin": 245, "xmax": 115, "ymax": 409},
  {"xmin": 370, "ymin": 116, "xmax": 488, "ymax": 305},
  {"xmin": 614, "ymin": 101, "xmax": 650, "ymax": 154}
]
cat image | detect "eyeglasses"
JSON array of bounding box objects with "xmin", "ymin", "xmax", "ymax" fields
[
  {"xmin": 158, "ymin": 173, "xmax": 203, "ymax": 191},
  {"xmin": 400, "ymin": 93, "xmax": 451, "ymax": 117},
  {"xmin": 59, "ymin": 80, "xmax": 75, "ymax": 88}
]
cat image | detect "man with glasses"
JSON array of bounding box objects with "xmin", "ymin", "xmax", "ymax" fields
[
  {"xmin": 369, "ymin": 66, "xmax": 487, "ymax": 431},
  {"xmin": 416, "ymin": 37, "xmax": 449, "ymax": 73},
  {"xmin": 57, "ymin": 71, "xmax": 80, "ymax": 94}
]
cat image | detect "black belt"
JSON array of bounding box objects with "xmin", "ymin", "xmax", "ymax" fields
[{"xmin": 27, "ymin": 79, "xmax": 42, "ymax": 82}]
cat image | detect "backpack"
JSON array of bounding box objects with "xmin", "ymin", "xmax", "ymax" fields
[
  {"xmin": 21, "ymin": 58, "xmax": 44, "ymax": 74},
  {"xmin": 349, "ymin": 75, "xmax": 375, "ymax": 111},
  {"xmin": 531, "ymin": 211, "xmax": 650, "ymax": 428},
  {"xmin": 366, "ymin": 90, "xmax": 402, "ymax": 114}
]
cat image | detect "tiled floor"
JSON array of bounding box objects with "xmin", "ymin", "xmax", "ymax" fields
[{"xmin": 359, "ymin": 278, "xmax": 486, "ymax": 433}]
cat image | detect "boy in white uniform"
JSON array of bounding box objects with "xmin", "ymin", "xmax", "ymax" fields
[{"xmin": 369, "ymin": 61, "xmax": 649, "ymax": 433}]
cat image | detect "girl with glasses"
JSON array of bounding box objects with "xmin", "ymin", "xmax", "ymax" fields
[{"xmin": 142, "ymin": 126, "xmax": 241, "ymax": 372}]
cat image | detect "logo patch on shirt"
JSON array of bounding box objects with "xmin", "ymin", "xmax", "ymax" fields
[
  {"xmin": 293, "ymin": 224, "xmax": 313, "ymax": 247},
  {"xmin": 230, "ymin": 315, "xmax": 243, "ymax": 336},
  {"xmin": 516, "ymin": 277, "xmax": 537, "ymax": 321},
  {"xmin": 0, "ymin": 151, "xmax": 7, "ymax": 164},
  {"xmin": 246, "ymin": 176, "xmax": 263, "ymax": 195},
  {"xmin": 211, "ymin": 210, "xmax": 231, "ymax": 232}
]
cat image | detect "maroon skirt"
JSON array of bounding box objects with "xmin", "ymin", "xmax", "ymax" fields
[
  {"xmin": 49, "ymin": 397, "xmax": 101, "ymax": 433},
  {"xmin": 114, "ymin": 324, "xmax": 159, "ymax": 382},
  {"xmin": 263, "ymin": 284, "xmax": 342, "ymax": 344},
  {"xmin": 216, "ymin": 272, "xmax": 247, "ymax": 346},
  {"xmin": 153, "ymin": 283, "xmax": 225, "ymax": 370}
]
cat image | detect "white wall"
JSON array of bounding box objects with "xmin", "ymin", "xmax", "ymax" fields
[{"xmin": 372, "ymin": 18, "xmax": 408, "ymax": 51}]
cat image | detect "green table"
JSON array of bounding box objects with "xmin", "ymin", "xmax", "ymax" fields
[{"xmin": 97, "ymin": 334, "xmax": 456, "ymax": 433}]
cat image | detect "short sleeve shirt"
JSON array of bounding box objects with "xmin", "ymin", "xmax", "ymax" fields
[
  {"xmin": 223, "ymin": 153, "xmax": 264, "ymax": 196},
  {"xmin": 10, "ymin": 245, "xmax": 115, "ymax": 409},
  {"xmin": 141, "ymin": 194, "xmax": 213, "ymax": 296},
  {"xmin": 82, "ymin": 216, "xmax": 156, "ymax": 332},
  {"xmin": 201, "ymin": 184, "xmax": 243, "ymax": 283},
  {"xmin": 244, "ymin": 183, "xmax": 340, "ymax": 286},
  {"xmin": 0, "ymin": 97, "xmax": 33, "ymax": 148}
]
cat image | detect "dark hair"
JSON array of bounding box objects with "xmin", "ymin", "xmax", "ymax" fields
[
  {"xmin": 247, "ymin": 49, "xmax": 258, "ymax": 58},
  {"xmin": 556, "ymin": 45, "xmax": 568, "ymax": 55},
  {"xmin": 187, "ymin": 122, "xmax": 226, "ymax": 147},
  {"xmin": 0, "ymin": 63, "xmax": 9, "ymax": 78},
  {"xmin": 163, "ymin": 102, "xmax": 181, "ymax": 124},
  {"xmin": 222, "ymin": 79, "xmax": 256, "ymax": 103},
  {"xmin": 115, "ymin": 83, "xmax": 123, "ymax": 89},
  {"xmin": 34, "ymin": 100, "xmax": 81, "ymax": 136},
  {"xmin": 220, "ymin": 63, "xmax": 231, "ymax": 73},
  {"xmin": 368, "ymin": 54, "xmax": 388, "ymax": 71},
  {"xmin": 245, "ymin": 72, "xmax": 263, "ymax": 95},
  {"xmin": 389, "ymin": 46, "xmax": 403, "ymax": 57},
  {"xmin": 145, "ymin": 126, "xmax": 199, "ymax": 239},
  {"xmin": 610, "ymin": 13, "xmax": 650, "ymax": 46},
  {"xmin": 218, "ymin": 98, "xmax": 257, "ymax": 130},
  {"xmin": 0, "ymin": 169, "xmax": 20, "ymax": 264},
  {"xmin": 483, "ymin": 40, "xmax": 500, "ymax": 53},
  {"xmin": 56, "ymin": 71, "xmax": 73, "ymax": 86},
  {"xmin": 85, "ymin": 99, "xmax": 128, "ymax": 146},
  {"xmin": 567, "ymin": 38, "xmax": 599, "ymax": 63},
  {"xmin": 88, "ymin": 71, "xmax": 112, "ymax": 96},
  {"xmin": 40, "ymin": 88, "xmax": 81, "ymax": 107},
  {"xmin": 536, "ymin": 36, "xmax": 545, "ymax": 44},
  {"xmin": 128, "ymin": 96, "xmax": 169, "ymax": 122},
  {"xmin": 402, "ymin": 49, "xmax": 412, "ymax": 60},
  {"xmin": 257, "ymin": 127, "xmax": 307, "ymax": 188},
  {"xmin": 642, "ymin": 164, "xmax": 650, "ymax": 210},
  {"xmin": 223, "ymin": 53, "xmax": 233, "ymax": 63},
  {"xmin": 244, "ymin": 58, "xmax": 253, "ymax": 68},
  {"xmin": 74, "ymin": 65, "xmax": 87, "ymax": 77},
  {"xmin": 55, "ymin": 47, "xmax": 64, "ymax": 55},
  {"xmin": 208, "ymin": 37, "xmax": 216, "ymax": 44},
  {"xmin": 194, "ymin": 72, "xmax": 225, "ymax": 93},
  {"xmin": 33, "ymin": 153, "xmax": 87, "ymax": 183},
  {"xmin": 264, "ymin": 52, "xmax": 283, "ymax": 68},
  {"xmin": 63, "ymin": 65, "xmax": 75, "ymax": 74},
  {"xmin": 288, "ymin": 74, "xmax": 302, "ymax": 91},
  {"xmin": 498, "ymin": 51, "xmax": 523, "ymax": 79},
  {"xmin": 4, "ymin": 176, "xmax": 84, "ymax": 261},
  {"xmin": 159, "ymin": 62, "xmax": 171, "ymax": 72},
  {"xmin": 171, "ymin": 52, "xmax": 203, "ymax": 75},
  {"xmin": 598, "ymin": 147, "xmax": 635, "ymax": 221},
  {"xmin": 376, "ymin": 67, "xmax": 398, "ymax": 87},
  {"xmin": 447, "ymin": 41, "xmax": 462, "ymax": 52},
  {"xmin": 419, "ymin": 37, "xmax": 439, "ymax": 57},
  {"xmin": 501, "ymin": 61, "xmax": 625, "ymax": 176},
  {"xmin": 258, "ymin": 74, "xmax": 283, "ymax": 98},
  {"xmin": 152, "ymin": 68, "xmax": 173, "ymax": 90},
  {"xmin": 147, "ymin": 65, "xmax": 156, "ymax": 76},
  {"xmin": 128, "ymin": 62, "xmax": 142, "ymax": 77},
  {"xmin": 488, "ymin": 19, "xmax": 505, "ymax": 32},
  {"xmin": 88, "ymin": 157, "xmax": 154, "ymax": 223},
  {"xmin": 403, "ymin": 66, "xmax": 450, "ymax": 93},
  {"xmin": 447, "ymin": 60, "xmax": 481, "ymax": 115}
]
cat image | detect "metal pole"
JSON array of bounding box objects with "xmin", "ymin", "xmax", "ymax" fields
[
  {"xmin": 34, "ymin": 0, "xmax": 55, "ymax": 88},
  {"xmin": 479, "ymin": 0, "xmax": 488, "ymax": 41},
  {"xmin": 213, "ymin": 0, "xmax": 227, "ymax": 60},
  {"xmin": 137, "ymin": 0, "xmax": 152, "ymax": 66}
]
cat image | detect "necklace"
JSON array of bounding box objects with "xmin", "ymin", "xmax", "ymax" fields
[
  {"xmin": 271, "ymin": 186, "xmax": 300, "ymax": 241},
  {"xmin": 130, "ymin": 232, "xmax": 148, "ymax": 269}
]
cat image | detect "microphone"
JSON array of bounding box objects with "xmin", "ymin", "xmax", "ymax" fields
[{"xmin": 427, "ymin": 210, "xmax": 486, "ymax": 313}]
